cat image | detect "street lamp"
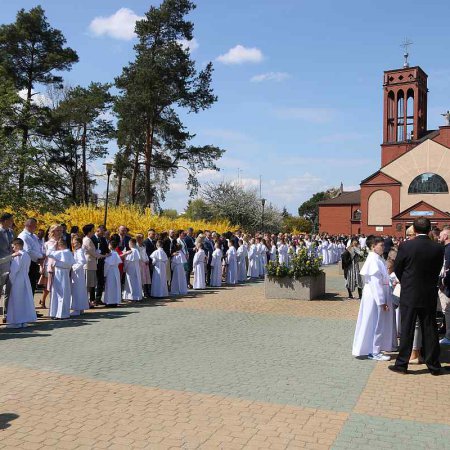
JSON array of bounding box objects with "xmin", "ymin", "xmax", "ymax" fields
[
  {"xmin": 103, "ymin": 161, "xmax": 114, "ymax": 227},
  {"xmin": 261, "ymin": 198, "xmax": 266, "ymax": 232}
]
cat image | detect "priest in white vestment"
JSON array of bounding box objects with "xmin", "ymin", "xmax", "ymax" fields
[
  {"xmin": 150, "ymin": 243, "xmax": 169, "ymax": 297},
  {"xmin": 352, "ymin": 236, "xmax": 395, "ymax": 360},
  {"xmin": 6, "ymin": 239, "xmax": 37, "ymax": 328}
]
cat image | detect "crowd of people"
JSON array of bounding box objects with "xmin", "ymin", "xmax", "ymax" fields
[
  {"xmin": 1, "ymin": 211, "xmax": 449, "ymax": 375},
  {"xmin": 0, "ymin": 212, "xmax": 350, "ymax": 328},
  {"xmin": 350, "ymin": 218, "xmax": 450, "ymax": 376}
]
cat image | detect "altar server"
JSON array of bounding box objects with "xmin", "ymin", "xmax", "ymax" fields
[
  {"xmin": 210, "ymin": 243, "xmax": 223, "ymax": 287},
  {"xmin": 321, "ymin": 239, "xmax": 329, "ymax": 265},
  {"xmin": 71, "ymin": 237, "xmax": 89, "ymax": 315},
  {"xmin": 123, "ymin": 238, "xmax": 143, "ymax": 301},
  {"xmin": 6, "ymin": 238, "xmax": 37, "ymax": 328},
  {"xmin": 236, "ymin": 240, "xmax": 248, "ymax": 282},
  {"xmin": 352, "ymin": 235, "xmax": 396, "ymax": 360},
  {"xmin": 170, "ymin": 244, "xmax": 188, "ymax": 295},
  {"xmin": 193, "ymin": 242, "xmax": 206, "ymax": 289},
  {"xmin": 48, "ymin": 239, "xmax": 75, "ymax": 319},
  {"xmin": 226, "ymin": 241, "xmax": 238, "ymax": 285},
  {"xmin": 150, "ymin": 240, "xmax": 169, "ymax": 297},
  {"xmin": 103, "ymin": 240, "xmax": 122, "ymax": 306}
]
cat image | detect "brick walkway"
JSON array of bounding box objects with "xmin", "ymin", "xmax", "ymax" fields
[{"xmin": 0, "ymin": 265, "xmax": 449, "ymax": 449}]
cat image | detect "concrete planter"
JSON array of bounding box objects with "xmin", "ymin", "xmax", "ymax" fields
[{"xmin": 265, "ymin": 272, "xmax": 326, "ymax": 300}]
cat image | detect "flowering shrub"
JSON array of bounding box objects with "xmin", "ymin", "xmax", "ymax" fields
[
  {"xmin": 3, "ymin": 205, "xmax": 234, "ymax": 235},
  {"xmin": 266, "ymin": 248, "xmax": 323, "ymax": 279}
]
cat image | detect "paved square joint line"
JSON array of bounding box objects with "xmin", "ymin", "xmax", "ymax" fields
[{"xmin": 0, "ymin": 365, "xmax": 348, "ymax": 450}]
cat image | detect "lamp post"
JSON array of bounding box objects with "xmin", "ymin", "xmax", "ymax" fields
[
  {"xmin": 103, "ymin": 162, "xmax": 114, "ymax": 227},
  {"xmin": 261, "ymin": 198, "xmax": 266, "ymax": 232}
]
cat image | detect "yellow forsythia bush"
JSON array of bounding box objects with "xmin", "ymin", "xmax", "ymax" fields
[{"xmin": 5, "ymin": 205, "xmax": 234, "ymax": 235}]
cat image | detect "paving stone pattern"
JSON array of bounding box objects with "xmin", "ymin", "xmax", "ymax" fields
[{"xmin": 0, "ymin": 265, "xmax": 449, "ymax": 449}]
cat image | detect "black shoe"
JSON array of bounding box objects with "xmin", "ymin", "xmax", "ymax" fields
[
  {"xmin": 430, "ymin": 369, "xmax": 442, "ymax": 376},
  {"xmin": 388, "ymin": 364, "xmax": 407, "ymax": 374}
]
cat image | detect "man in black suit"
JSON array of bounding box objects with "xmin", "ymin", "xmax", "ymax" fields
[
  {"xmin": 389, "ymin": 217, "xmax": 445, "ymax": 375},
  {"xmin": 203, "ymin": 231, "xmax": 214, "ymax": 285},
  {"xmin": 143, "ymin": 229, "xmax": 156, "ymax": 278},
  {"xmin": 91, "ymin": 225, "xmax": 109, "ymax": 304},
  {"xmin": 117, "ymin": 225, "xmax": 131, "ymax": 251},
  {"xmin": 184, "ymin": 228, "xmax": 195, "ymax": 289},
  {"xmin": 383, "ymin": 236, "xmax": 393, "ymax": 260}
]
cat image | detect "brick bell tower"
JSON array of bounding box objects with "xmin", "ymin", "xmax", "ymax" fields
[{"xmin": 381, "ymin": 45, "xmax": 428, "ymax": 166}]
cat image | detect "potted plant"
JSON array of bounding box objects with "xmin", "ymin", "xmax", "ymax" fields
[{"xmin": 265, "ymin": 249, "xmax": 325, "ymax": 300}]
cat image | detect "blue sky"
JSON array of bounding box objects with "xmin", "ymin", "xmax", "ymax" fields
[{"xmin": 3, "ymin": 0, "xmax": 450, "ymax": 213}]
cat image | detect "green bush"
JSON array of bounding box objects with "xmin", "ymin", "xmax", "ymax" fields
[{"xmin": 266, "ymin": 248, "xmax": 322, "ymax": 279}]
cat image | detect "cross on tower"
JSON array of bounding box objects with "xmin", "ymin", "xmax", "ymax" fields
[{"xmin": 401, "ymin": 38, "xmax": 413, "ymax": 68}]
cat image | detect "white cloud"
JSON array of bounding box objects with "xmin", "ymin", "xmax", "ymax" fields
[
  {"xmin": 250, "ymin": 72, "xmax": 290, "ymax": 83},
  {"xmin": 178, "ymin": 38, "xmax": 199, "ymax": 52},
  {"xmin": 281, "ymin": 156, "xmax": 377, "ymax": 168},
  {"xmin": 274, "ymin": 107, "xmax": 336, "ymax": 124},
  {"xmin": 201, "ymin": 128, "xmax": 252, "ymax": 142},
  {"xmin": 216, "ymin": 45, "xmax": 264, "ymax": 65},
  {"xmin": 18, "ymin": 89, "xmax": 52, "ymax": 108},
  {"xmin": 89, "ymin": 8, "xmax": 144, "ymax": 41}
]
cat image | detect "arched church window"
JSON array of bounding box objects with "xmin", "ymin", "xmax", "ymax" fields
[
  {"xmin": 408, "ymin": 173, "xmax": 448, "ymax": 194},
  {"xmin": 397, "ymin": 90, "xmax": 405, "ymax": 141},
  {"xmin": 352, "ymin": 209, "xmax": 361, "ymax": 221},
  {"xmin": 406, "ymin": 89, "xmax": 414, "ymax": 140}
]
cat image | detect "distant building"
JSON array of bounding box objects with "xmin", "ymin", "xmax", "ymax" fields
[{"xmin": 319, "ymin": 63, "xmax": 450, "ymax": 236}]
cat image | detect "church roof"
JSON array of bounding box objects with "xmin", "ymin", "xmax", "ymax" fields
[{"xmin": 318, "ymin": 190, "xmax": 361, "ymax": 205}]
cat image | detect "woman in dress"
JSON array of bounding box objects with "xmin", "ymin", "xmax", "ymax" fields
[
  {"xmin": 39, "ymin": 224, "xmax": 63, "ymax": 309},
  {"xmin": 345, "ymin": 239, "xmax": 363, "ymax": 299}
]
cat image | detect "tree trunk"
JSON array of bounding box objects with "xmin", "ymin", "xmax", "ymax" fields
[
  {"xmin": 81, "ymin": 123, "xmax": 88, "ymax": 204},
  {"xmin": 131, "ymin": 147, "xmax": 139, "ymax": 204},
  {"xmin": 144, "ymin": 121, "xmax": 153, "ymax": 208},
  {"xmin": 115, "ymin": 173, "xmax": 123, "ymax": 206},
  {"xmin": 18, "ymin": 83, "xmax": 33, "ymax": 197}
]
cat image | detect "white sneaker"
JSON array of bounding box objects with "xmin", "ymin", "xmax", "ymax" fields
[
  {"xmin": 439, "ymin": 337, "xmax": 450, "ymax": 345},
  {"xmin": 368, "ymin": 353, "xmax": 391, "ymax": 361}
]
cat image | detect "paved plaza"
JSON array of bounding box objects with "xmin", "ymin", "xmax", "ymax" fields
[{"xmin": 1, "ymin": 265, "xmax": 449, "ymax": 450}]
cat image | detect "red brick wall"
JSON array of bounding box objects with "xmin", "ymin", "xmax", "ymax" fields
[
  {"xmin": 319, "ymin": 204, "xmax": 359, "ymax": 235},
  {"xmin": 433, "ymin": 127, "xmax": 450, "ymax": 149}
]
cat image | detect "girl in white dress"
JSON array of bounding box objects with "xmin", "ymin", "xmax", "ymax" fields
[
  {"xmin": 226, "ymin": 241, "xmax": 238, "ymax": 285},
  {"xmin": 6, "ymin": 238, "xmax": 37, "ymax": 328},
  {"xmin": 352, "ymin": 235, "xmax": 396, "ymax": 360},
  {"xmin": 170, "ymin": 244, "xmax": 189, "ymax": 296},
  {"xmin": 210, "ymin": 243, "xmax": 223, "ymax": 287},
  {"xmin": 150, "ymin": 241, "xmax": 169, "ymax": 297},
  {"xmin": 48, "ymin": 239, "xmax": 75, "ymax": 319},
  {"xmin": 71, "ymin": 237, "xmax": 89, "ymax": 315},
  {"xmin": 236, "ymin": 240, "xmax": 248, "ymax": 282},
  {"xmin": 247, "ymin": 239, "xmax": 259, "ymax": 278},
  {"xmin": 193, "ymin": 243, "xmax": 206, "ymax": 289},
  {"xmin": 104, "ymin": 240, "xmax": 122, "ymax": 306},
  {"xmin": 123, "ymin": 238, "xmax": 143, "ymax": 301},
  {"xmin": 136, "ymin": 234, "xmax": 151, "ymax": 298},
  {"xmin": 278, "ymin": 239, "xmax": 288, "ymax": 266}
]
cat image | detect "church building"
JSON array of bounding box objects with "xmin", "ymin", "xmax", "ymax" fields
[{"xmin": 318, "ymin": 59, "xmax": 450, "ymax": 236}]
